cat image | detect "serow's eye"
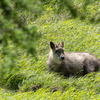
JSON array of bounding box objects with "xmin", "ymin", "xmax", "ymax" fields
[{"xmin": 55, "ymin": 51, "xmax": 60, "ymax": 54}]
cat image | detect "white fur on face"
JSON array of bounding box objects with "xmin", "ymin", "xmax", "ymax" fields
[
  {"xmin": 55, "ymin": 53, "xmax": 61, "ymax": 61},
  {"xmin": 53, "ymin": 51, "xmax": 64, "ymax": 64},
  {"xmin": 48, "ymin": 48, "xmax": 64, "ymax": 65}
]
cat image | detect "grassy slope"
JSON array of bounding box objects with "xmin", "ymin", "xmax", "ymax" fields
[{"xmin": 1, "ymin": 1, "xmax": 100, "ymax": 100}]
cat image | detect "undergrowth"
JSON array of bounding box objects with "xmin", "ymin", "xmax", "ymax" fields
[{"xmin": 0, "ymin": 0, "xmax": 100, "ymax": 99}]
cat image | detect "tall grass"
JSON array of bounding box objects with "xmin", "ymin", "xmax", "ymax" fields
[{"xmin": 0, "ymin": 0, "xmax": 100, "ymax": 99}]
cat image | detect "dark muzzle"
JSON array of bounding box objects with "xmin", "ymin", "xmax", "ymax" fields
[{"xmin": 61, "ymin": 56, "xmax": 65, "ymax": 60}]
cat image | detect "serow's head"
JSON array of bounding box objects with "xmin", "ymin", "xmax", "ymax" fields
[{"xmin": 50, "ymin": 41, "xmax": 65, "ymax": 62}]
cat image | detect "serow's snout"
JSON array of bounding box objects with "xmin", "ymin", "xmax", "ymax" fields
[{"xmin": 61, "ymin": 56, "xmax": 65, "ymax": 60}]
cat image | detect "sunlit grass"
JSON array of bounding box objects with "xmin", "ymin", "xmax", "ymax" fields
[{"xmin": 0, "ymin": 0, "xmax": 100, "ymax": 99}]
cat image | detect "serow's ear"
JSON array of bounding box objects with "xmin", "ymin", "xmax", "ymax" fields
[
  {"xmin": 61, "ymin": 41, "xmax": 64, "ymax": 48},
  {"xmin": 50, "ymin": 42, "xmax": 55, "ymax": 50}
]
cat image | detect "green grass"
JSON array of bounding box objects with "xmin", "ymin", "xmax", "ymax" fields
[{"xmin": 0, "ymin": 0, "xmax": 100, "ymax": 99}]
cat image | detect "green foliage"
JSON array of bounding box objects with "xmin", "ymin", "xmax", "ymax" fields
[
  {"xmin": 0, "ymin": 0, "xmax": 43, "ymax": 83},
  {"xmin": 5, "ymin": 74, "xmax": 26, "ymax": 90},
  {"xmin": 0, "ymin": 0, "xmax": 100, "ymax": 99},
  {"xmin": 0, "ymin": 0, "xmax": 42, "ymax": 54},
  {"xmin": 44, "ymin": 0, "xmax": 100, "ymax": 22}
]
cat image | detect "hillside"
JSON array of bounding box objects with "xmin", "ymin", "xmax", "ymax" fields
[{"xmin": 0, "ymin": 0, "xmax": 100, "ymax": 99}]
